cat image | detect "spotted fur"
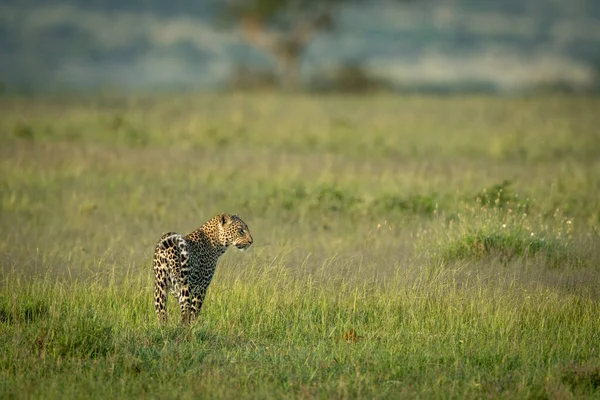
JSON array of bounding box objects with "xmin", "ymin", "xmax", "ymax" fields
[{"xmin": 153, "ymin": 213, "xmax": 253, "ymax": 324}]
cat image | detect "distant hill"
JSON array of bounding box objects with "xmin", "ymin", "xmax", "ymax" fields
[{"xmin": 1, "ymin": 0, "xmax": 599, "ymax": 93}]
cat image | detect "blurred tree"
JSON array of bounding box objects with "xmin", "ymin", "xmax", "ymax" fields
[{"xmin": 221, "ymin": 0, "xmax": 341, "ymax": 90}]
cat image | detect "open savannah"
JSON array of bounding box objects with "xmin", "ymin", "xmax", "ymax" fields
[{"xmin": 1, "ymin": 93, "xmax": 599, "ymax": 399}]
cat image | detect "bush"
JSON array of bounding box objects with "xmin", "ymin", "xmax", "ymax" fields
[{"xmin": 474, "ymin": 180, "xmax": 528, "ymax": 211}]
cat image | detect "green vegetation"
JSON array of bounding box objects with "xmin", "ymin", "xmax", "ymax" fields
[{"xmin": 1, "ymin": 93, "xmax": 599, "ymax": 399}]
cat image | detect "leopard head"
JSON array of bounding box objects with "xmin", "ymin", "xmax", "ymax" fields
[{"xmin": 219, "ymin": 213, "xmax": 253, "ymax": 251}]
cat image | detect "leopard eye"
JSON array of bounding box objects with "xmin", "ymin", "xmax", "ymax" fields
[{"xmin": 238, "ymin": 228, "xmax": 244, "ymax": 235}]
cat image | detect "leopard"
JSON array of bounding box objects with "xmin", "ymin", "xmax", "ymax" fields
[{"xmin": 153, "ymin": 213, "xmax": 253, "ymax": 324}]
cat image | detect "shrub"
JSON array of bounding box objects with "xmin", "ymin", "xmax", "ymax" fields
[{"xmin": 474, "ymin": 180, "xmax": 528, "ymax": 211}]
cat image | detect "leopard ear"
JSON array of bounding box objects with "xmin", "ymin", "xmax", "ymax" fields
[{"xmin": 220, "ymin": 213, "xmax": 231, "ymax": 226}]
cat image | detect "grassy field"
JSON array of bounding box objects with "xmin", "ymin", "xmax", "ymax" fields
[{"xmin": 1, "ymin": 93, "xmax": 599, "ymax": 399}]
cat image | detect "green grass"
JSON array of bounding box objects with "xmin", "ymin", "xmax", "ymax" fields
[{"xmin": 1, "ymin": 93, "xmax": 600, "ymax": 399}]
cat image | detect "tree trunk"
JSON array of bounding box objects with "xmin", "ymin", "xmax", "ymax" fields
[
  {"xmin": 241, "ymin": 16, "xmax": 315, "ymax": 91},
  {"xmin": 276, "ymin": 46, "xmax": 302, "ymax": 91}
]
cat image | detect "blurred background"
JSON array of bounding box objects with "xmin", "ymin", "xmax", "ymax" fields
[{"xmin": 1, "ymin": 0, "xmax": 599, "ymax": 95}]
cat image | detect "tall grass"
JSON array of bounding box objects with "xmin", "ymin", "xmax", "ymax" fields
[
  {"xmin": 2, "ymin": 262, "xmax": 599, "ymax": 398},
  {"xmin": 1, "ymin": 93, "xmax": 599, "ymax": 398}
]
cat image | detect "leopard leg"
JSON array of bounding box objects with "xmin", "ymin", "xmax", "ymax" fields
[
  {"xmin": 153, "ymin": 255, "xmax": 169, "ymax": 323},
  {"xmin": 178, "ymin": 285, "xmax": 192, "ymax": 325},
  {"xmin": 190, "ymin": 287, "xmax": 207, "ymax": 322}
]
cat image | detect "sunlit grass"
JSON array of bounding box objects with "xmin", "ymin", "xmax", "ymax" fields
[
  {"xmin": 1, "ymin": 263, "xmax": 599, "ymax": 398},
  {"xmin": 1, "ymin": 93, "xmax": 599, "ymax": 398}
]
